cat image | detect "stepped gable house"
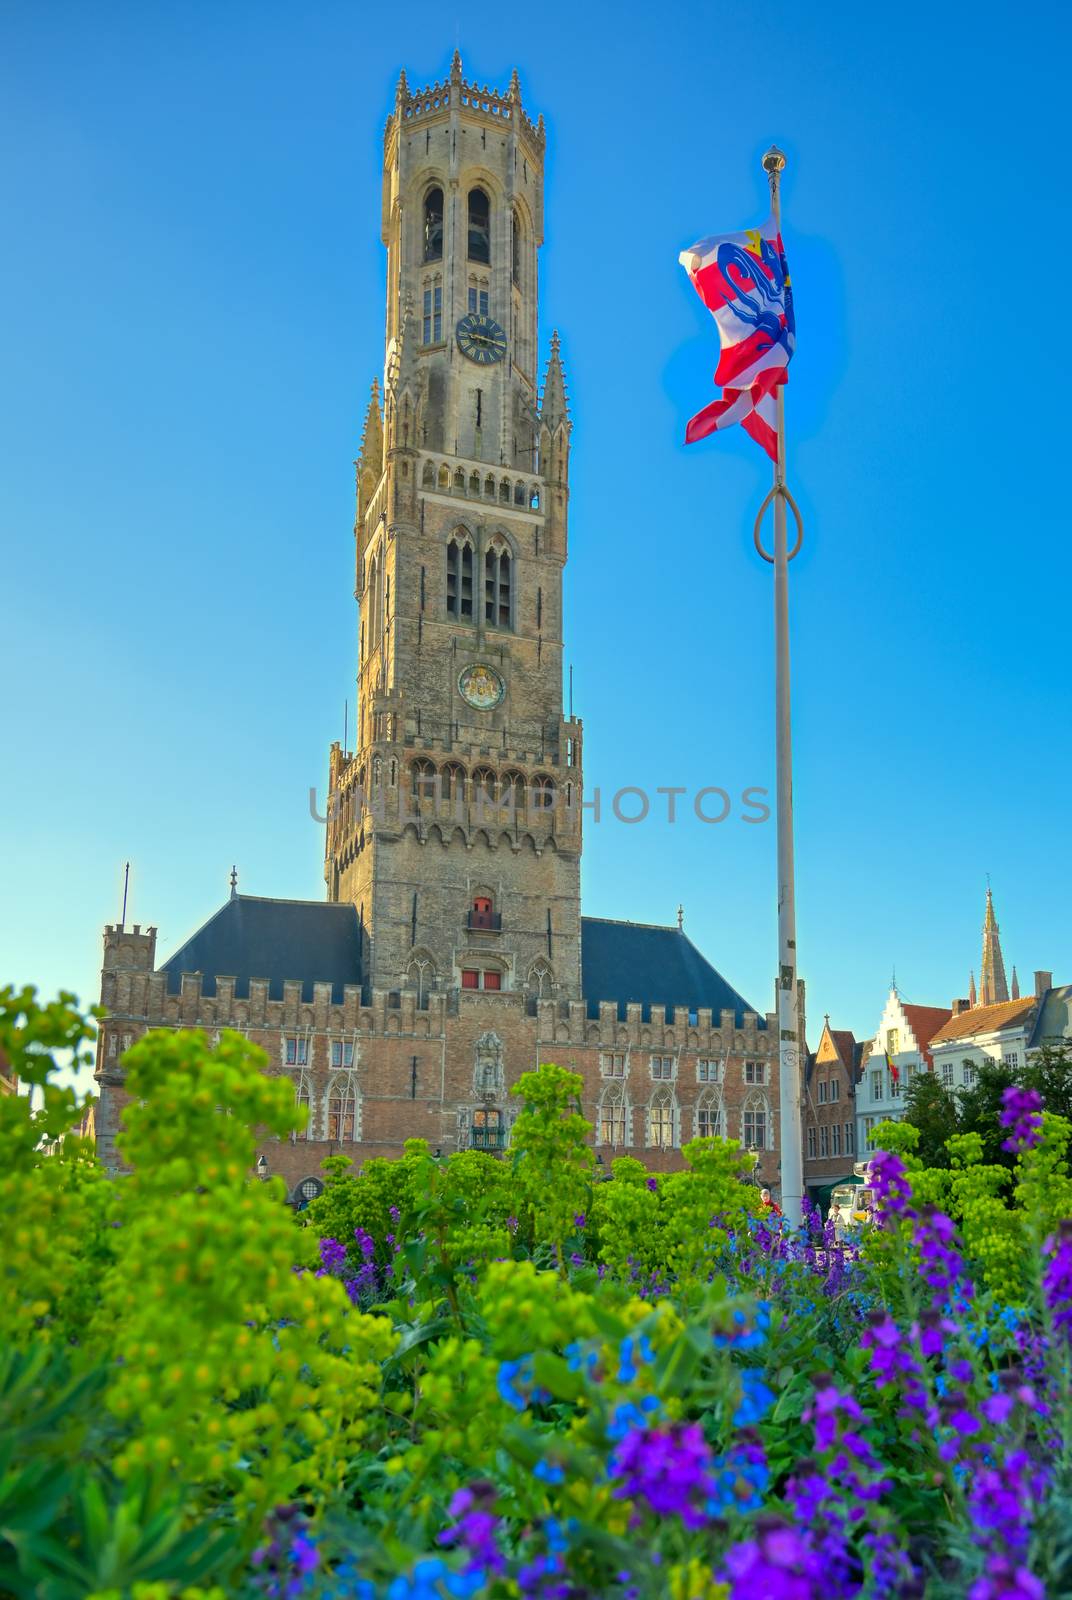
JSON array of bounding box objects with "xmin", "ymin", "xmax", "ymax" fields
[{"xmin": 93, "ymin": 58, "xmax": 779, "ymax": 1200}]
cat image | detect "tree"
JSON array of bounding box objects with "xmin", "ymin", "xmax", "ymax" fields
[
  {"xmin": 956, "ymin": 1058, "xmax": 1016, "ymax": 1169},
  {"xmin": 902, "ymin": 1071, "xmax": 959, "ymax": 1168}
]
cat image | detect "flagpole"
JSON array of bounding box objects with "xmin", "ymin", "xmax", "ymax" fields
[{"xmin": 762, "ymin": 144, "xmax": 804, "ymax": 1229}]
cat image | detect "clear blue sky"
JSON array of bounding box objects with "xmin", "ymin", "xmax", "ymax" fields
[{"xmin": 2, "ymin": 0, "xmax": 1068, "ymax": 1073}]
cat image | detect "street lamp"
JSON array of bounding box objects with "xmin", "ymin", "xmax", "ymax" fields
[{"xmin": 255, "ymin": 1154, "xmax": 269, "ymax": 1181}]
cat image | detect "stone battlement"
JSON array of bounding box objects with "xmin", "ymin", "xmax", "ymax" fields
[{"xmin": 388, "ymin": 55, "xmax": 544, "ymax": 158}]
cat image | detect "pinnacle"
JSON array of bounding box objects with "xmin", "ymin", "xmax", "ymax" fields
[
  {"xmin": 396, "ymin": 67, "xmax": 408, "ymax": 99},
  {"xmin": 450, "ymin": 48, "xmax": 463, "ymax": 81},
  {"xmin": 508, "ymin": 66, "xmax": 521, "ymax": 99}
]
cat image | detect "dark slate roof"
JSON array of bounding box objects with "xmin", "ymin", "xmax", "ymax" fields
[
  {"xmin": 161, "ymin": 895, "xmax": 362, "ymax": 1004},
  {"xmin": 1028, "ymin": 983, "xmax": 1072, "ymax": 1049},
  {"xmin": 580, "ymin": 917, "xmax": 762, "ymax": 1025}
]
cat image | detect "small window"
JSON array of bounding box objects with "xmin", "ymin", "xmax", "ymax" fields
[
  {"xmin": 294, "ymin": 1078, "xmax": 310, "ymax": 1140},
  {"xmin": 461, "ymin": 969, "xmax": 479, "ymax": 990},
  {"xmin": 511, "ymin": 208, "xmax": 521, "ymax": 285},
  {"xmin": 327, "ymin": 1091, "xmax": 355, "ymax": 1142},
  {"xmin": 650, "ymin": 1056, "xmax": 674, "ymax": 1080},
  {"xmin": 447, "ymin": 535, "xmax": 474, "ymax": 619},
  {"xmin": 695, "ymin": 1097, "xmax": 722, "ymax": 1139},
  {"xmin": 963, "ymin": 1063, "xmax": 977, "ymax": 1087},
  {"xmin": 411, "ymin": 758, "xmax": 438, "ymax": 800},
  {"xmin": 483, "ymin": 970, "xmax": 501, "ymax": 992},
  {"xmin": 871, "ymin": 1069, "xmax": 883, "ymax": 1101},
  {"xmin": 422, "ymin": 283, "xmax": 443, "ymax": 344},
  {"xmin": 485, "ymin": 542, "xmax": 511, "ymax": 628},
  {"xmin": 830, "ymin": 1078, "xmax": 840, "ymax": 1102},
  {"xmin": 471, "ymin": 895, "xmax": 494, "ymax": 928},
  {"xmin": 1003, "ymin": 1051, "xmax": 1020, "ymax": 1068},
  {"xmin": 941, "ymin": 1061, "xmax": 954, "ymax": 1086},
  {"xmin": 886, "ymin": 1028, "xmax": 900, "ymax": 1055},
  {"xmin": 818, "ymin": 1080, "xmax": 827, "ymax": 1105},
  {"xmin": 845, "ymin": 1121, "xmax": 854, "ymax": 1153},
  {"xmin": 648, "ymin": 1095, "xmax": 675, "ymax": 1149},
  {"xmin": 468, "ymin": 286, "xmax": 489, "ymax": 316},
  {"xmin": 468, "ymin": 187, "xmax": 490, "ymax": 263},
  {"xmin": 743, "ymin": 1103, "xmax": 767, "ymax": 1149},
  {"xmin": 697, "ymin": 1059, "xmax": 720, "ymax": 1083},
  {"xmin": 600, "ymin": 1053, "xmax": 626, "ymax": 1077},
  {"xmin": 599, "ymin": 1085, "xmax": 628, "ymax": 1148},
  {"xmin": 472, "ymin": 1108, "xmax": 504, "ymax": 1150},
  {"xmin": 285, "ymin": 1036, "xmax": 308, "ymax": 1066},
  {"xmin": 807, "ymin": 1126, "xmax": 817, "ymax": 1159},
  {"xmin": 819, "ymin": 1126, "xmax": 829, "ymax": 1158},
  {"xmin": 744, "ymin": 1060, "xmax": 765, "ymax": 1085},
  {"xmin": 331, "ymin": 1040, "xmax": 354, "ymax": 1068},
  {"xmin": 423, "ymin": 187, "xmax": 444, "ymax": 262},
  {"xmin": 832, "ymin": 1123, "xmax": 842, "ymax": 1157}
]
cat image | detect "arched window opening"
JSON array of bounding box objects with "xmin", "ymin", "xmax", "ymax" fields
[
  {"xmin": 292, "ymin": 1072, "xmax": 311, "ymax": 1141},
  {"xmin": 422, "ymin": 276, "xmax": 443, "ymax": 344},
  {"xmin": 438, "ymin": 464, "xmax": 450, "ymax": 488},
  {"xmin": 423, "ymin": 186, "xmax": 444, "ymax": 262},
  {"xmin": 742, "ymin": 1091, "xmax": 770, "ymax": 1151},
  {"xmin": 513, "ymin": 482, "xmax": 525, "ymax": 505},
  {"xmin": 411, "ymin": 758, "xmax": 438, "ymax": 802},
  {"xmin": 442, "ymin": 764, "xmax": 466, "ymax": 805},
  {"xmin": 598, "ymin": 1080, "xmax": 629, "ymax": 1148},
  {"xmin": 407, "ymin": 953, "xmax": 436, "ymax": 1009},
  {"xmin": 501, "ymin": 770, "xmax": 525, "ymax": 812},
  {"xmin": 485, "ymin": 541, "xmax": 511, "ymax": 629},
  {"xmin": 470, "ymin": 894, "xmax": 496, "ymax": 930},
  {"xmin": 695, "ymin": 1089, "xmax": 724, "ymax": 1141},
  {"xmin": 327, "ymin": 1075, "xmax": 359, "ymax": 1141},
  {"xmin": 499, "ymin": 479, "xmax": 510, "ymax": 502},
  {"xmin": 469, "ymin": 471, "xmax": 481, "ymax": 495},
  {"xmin": 471, "ymin": 767, "xmax": 497, "ymax": 808},
  {"xmin": 527, "ymin": 960, "xmax": 554, "ymax": 997},
  {"xmin": 529, "ymin": 488, "xmax": 540, "ymax": 510},
  {"xmin": 512, "ymin": 209, "xmax": 522, "ymax": 285},
  {"xmin": 367, "ymin": 550, "xmax": 382, "ymax": 647},
  {"xmin": 422, "ymin": 460, "xmax": 435, "ymax": 487},
  {"xmin": 446, "ymin": 535, "xmax": 474, "ymax": 620},
  {"xmin": 467, "ymin": 187, "xmax": 491, "ymax": 264},
  {"xmin": 484, "ymin": 474, "xmax": 496, "ymax": 498},
  {"xmin": 647, "ymin": 1086, "xmax": 677, "ymax": 1150},
  {"xmin": 531, "ymin": 775, "xmax": 555, "ymax": 810},
  {"xmin": 453, "ymin": 467, "xmax": 465, "ymax": 489}
]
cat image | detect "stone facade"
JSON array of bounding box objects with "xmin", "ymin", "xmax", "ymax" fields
[{"xmin": 92, "ymin": 57, "xmax": 781, "ymax": 1200}]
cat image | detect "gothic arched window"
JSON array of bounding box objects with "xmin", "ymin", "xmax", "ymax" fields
[
  {"xmin": 326, "ymin": 1074, "xmax": 360, "ymax": 1142},
  {"xmin": 531, "ymin": 775, "xmax": 555, "ymax": 810},
  {"xmin": 742, "ymin": 1091, "xmax": 771, "ymax": 1151},
  {"xmin": 442, "ymin": 763, "xmax": 466, "ymax": 805},
  {"xmin": 695, "ymin": 1088, "xmax": 724, "ymax": 1141},
  {"xmin": 292, "ymin": 1071, "xmax": 312, "ymax": 1142},
  {"xmin": 407, "ymin": 951, "xmax": 436, "ymax": 1009},
  {"xmin": 501, "ymin": 770, "xmax": 525, "ymax": 812},
  {"xmin": 446, "ymin": 534, "xmax": 474, "ymax": 620},
  {"xmin": 411, "ymin": 758, "xmax": 438, "ymax": 802},
  {"xmin": 598, "ymin": 1080, "xmax": 629, "ymax": 1148},
  {"xmin": 485, "ymin": 539, "xmax": 511, "ymax": 629},
  {"xmin": 468, "ymin": 187, "xmax": 490, "ymax": 264},
  {"xmin": 512, "ymin": 208, "xmax": 522, "ymax": 285},
  {"xmin": 423, "ymin": 186, "xmax": 443, "ymax": 262},
  {"xmin": 647, "ymin": 1085, "xmax": 678, "ymax": 1150},
  {"xmin": 367, "ymin": 550, "xmax": 383, "ymax": 648},
  {"xmin": 471, "ymin": 767, "xmax": 497, "ymax": 806}
]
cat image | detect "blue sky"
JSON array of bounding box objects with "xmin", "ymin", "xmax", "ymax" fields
[{"xmin": 2, "ymin": 0, "xmax": 1068, "ymax": 1071}]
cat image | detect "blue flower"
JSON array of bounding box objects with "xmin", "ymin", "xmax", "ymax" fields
[
  {"xmin": 733, "ymin": 1370, "xmax": 775, "ymax": 1426},
  {"xmin": 616, "ymin": 1334, "xmax": 653, "ymax": 1382},
  {"xmin": 564, "ymin": 1339, "xmax": 599, "ymax": 1376},
  {"xmin": 497, "ymin": 1355, "xmax": 535, "ymax": 1411},
  {"xmin": 387, "ymin": 1559, "xmax": 486, "ymax": 1599},
  {"xmin": 534, "ymin": 1459, "xmax": 565, "ymax": 1484}
]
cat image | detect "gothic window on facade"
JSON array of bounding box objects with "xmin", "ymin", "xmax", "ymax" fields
[
  {"xmin": 526, "ymin": 960, "xmax": 554, "ymax": 999},
  {"xmin": 531, "ymin": 775, "xmax": 555, "ymax": 810},
  {"xmin": 484, "ymin": 540, "xmax": 512, "ymax": 628},
  {"xmin": 511, "ymin": 208, "xmax": 522, "ymax": 285},
  {"xmin": 650, "ymin": 1056, "xmax": 674, "ymax": 1081},
  {"xmin": 742, "ymin": 1092, "xmax": 770, "ymax": 1151},
  {"xmin": 467, "ymin": 187, "xmax": 490, "ymax": 263},
  {"xmin": 330, "ymin": 1040, "xmax": 355, "ymax": 1069},
  {"xmin": 407, "ymin": 952, "xmax": 436, "ymax": 1009},
  {"xmin": 744, "ymin": 1059, "xmax": 765, "ymax": 1085},
  {"xmin": 422, "ymin": 279, "xmax": 443, "ymax": 344},
  {"xmin": 411, "ymin": 758, "xmax": 438, "ymax": 802},
  {"xmin": 598, "ymin": 1079, "xmax": 629, "ymax": 1148},
  {"xmin": 423, "ymin": 186, "xmax": 444, "ymax": 262},
  {"xmin": 695, "ymin": 1089, "xmax": 724, "ymax": 1140},
  {"xmin": 292, "ymin": 1071, "xmax": 311, "ymax": 1141},
  {"xmin": 326, "ymin": 1076, "xmax": 360, "ymax": 1141},
  {"xmin": 600, "ymin": 1052, "xmax": 626, "ymax": 1078},
  {"xmin": 647, "ymin": 1086, "xmax": 677, "ymax": 1149},
  {"xmin": 501, "ymin": 770, "xmax": 525, "ymax": 811},
  {"xmin": 472, "ymin": 1107, "xmax": 504, "ymax": 1150},
  {"xmin": 284, "ymin": 1036, "xmax": 309, "ymax": 1067},
  {"xmin": 471, "ymin": 767, "xmax": 497, "ymax": 806},
  {"xmin": 446, "ymin": 535, "xmax": 474, "ymax": 619}
]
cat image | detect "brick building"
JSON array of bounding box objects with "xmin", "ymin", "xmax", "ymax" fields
[
  {"xmin": 802, "ymin": 1019, "xmax": 861, "ymax": 1199},
  {"xmin": 93, "ymin": 56, "xmax": 783, "ymax": 1201}
]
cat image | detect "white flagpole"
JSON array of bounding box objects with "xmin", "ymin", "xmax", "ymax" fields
[{"xmin": 762, "ymin": 144, "xmax": 804, "ymax": 1228}]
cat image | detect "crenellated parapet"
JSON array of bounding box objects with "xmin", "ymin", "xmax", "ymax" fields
[
  {"xmin": 387, "ymin": 54, "xmax": 545, "ymax": 163},
  {"xmin": 534, "ymin": 997, "xmax": 776, "ymax": 1056}
]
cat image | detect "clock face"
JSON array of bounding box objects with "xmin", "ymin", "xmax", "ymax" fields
[
  {"xmin": 458, "ymin": 662, "xmax": 505, "ymax": 711},
  {"xmin": 456, "ymin": 313, "xmax": 507, "ymax": 365}
]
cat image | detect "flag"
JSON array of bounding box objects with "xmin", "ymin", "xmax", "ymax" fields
[
  {"xmin": 679, "ymin": 218, "xmax": 795, "ymax": 461},
  {"xmin": 885, "ymin": 1050, "xmax": 900, "ymax": 1087}
]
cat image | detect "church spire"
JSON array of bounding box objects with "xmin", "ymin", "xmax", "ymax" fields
[
  {"xmin": 969, "ymin": 969, "xmax": 977, "ymax": 1007},
  {"xmin": 979, "ymin": 885, "xmax": 1010, "ymax": 1007},
  {"xmin": 1011, "ymin": 965, "xmax": 1020, "ymax": 1000},
  {"xmin": 540, "ymin": 330, "xmax": 570, "ymax": 429}
]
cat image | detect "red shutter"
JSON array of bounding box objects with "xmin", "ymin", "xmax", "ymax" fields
[{"xmin": 461, "ymin": 969, "xmax": 479, "ymax": 989}]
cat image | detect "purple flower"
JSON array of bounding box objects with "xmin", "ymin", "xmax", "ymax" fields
[
  {"xmin": 316, "ymin": 1237, "xmax": 347, "ymax": 1276},
  {"xmin": 722, "ymin": 1519, "xmax": 824, "ymax": 1599},
  {"xmin": 915, "ymin": 1206, "xmax": 969, "ymax": 1298},
  {"xmin": 869, "ymin": 1149, "xmax": 914, "ymax": 1221},
  {"xmin": 968, "ymin": 1557, "xmax": 1045, "ymax": 1600},
  {"xmin": 1043, "ymin": 1220, "xmax": 1072, "ymax": 1343},
  {"xmin": 573, "ymin": 1212, "xmax": 586, "ymax": 1229},
  {"xmin": 609, "ymin": 1422, "xmax": 714, "ymax": 1529},
  {"xmin": 438, "ymin": 1483, "xmax": 505, "ymax": 1575},
  {"xmin": 999, "ymin": 1085, "xmax": 1043, "ymax": 1154},
  {"xmin": 646, "ymin": 1177, "xmax": 658, "ymax": 1192}
]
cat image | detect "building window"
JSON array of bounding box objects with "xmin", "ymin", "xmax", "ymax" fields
[
  {"xmin": 470, "ymin": 895, "xmax": 495, "ymax": 928},
  {"xmin": 832, "ymin": 1123, "xmax": 842, "ymax": 1157},
  {"xmin": 484, "ymin": 540, "xmax": 511, "ymax": 628},
  {"xmin": 600, "ymin": 1053, "xmax": 626, "ymax": 1077},
  {"xmin": 411, "ymin": 758, "xmax": 438, "ymax": 801},
  {"xmin": 650, "ymin": 1056, "xmax": 674, "ymax": 1081},
  {"xmin": 293, "ymin": 1074, "xmax": 311, "ymax": 1140},
  {"xmin": 330, "ymin": 1040, "xmax": 354, "ymax": 1069},
  {"xmin": 819, "ymin": 1125, "xmax": 829, "ymax": 1159},
  {"xmin": 422, "ymin": 282, "xmax": 443, "ymax": 344},
  {"xmin": 423, "ymin": 186, "xmax": 443, "ymax": 262},
  {"xmin": 697, "ymin": 1059, "xmax": 721, "ymax": 1083},
  {"xmin": 871, "ymin": 1069, "xmax": 883, "ymax": 1101},
  {"xmin": 864, "ymin": 1115, "xmax": 877, "ymax": 1139},
  {"xmin": 647, "ymin": 1087, "xmax": 676, "ymax": 1149},
  {"xmin": 886, "ymin": 1028, "xmax": 900, "ymax": 1055},
  {"xmin": 468, "ymin": 187, "xmax": 491, "ymax": 263},
  {"xmin": 511, "ymin": 209, "xmax": 522, "ymax": 284},
  {"xmin": 845, "ymin": 1121, "xmax": 854, "ymax": 1153},
  {"xmin": 461, "ymin": 969, "xmax": 479, "ymax": 989},
  {"xmin": 941, "ymin": 1061, "xmax": 954, "ymax": 1086},
  {"xmin": 890, "ymin": 1071, "xmax": 902, "ymax": 1097},
  {"xmin": 807, "ymin": 1126, "xmax": 817, "ymax": 1159},
  {"xmin": 472, "ymin": 1108, "xmax": 505, "ymax": 1150},
  {"xmin": 1003, "ymin": 1051, "xmax": 1020, "ymax": 1068},
  {"xmin": 484, "ymin": 971, "xmax": 501, "ymax": 992},
  {"xmin": 963, "ymin": 1063, "xmax": 977, "ymax": 1087},
  {"xmin": 285, "ymin": 1036, "xmax": 309, "ymax": 1067},
  {"xmin": 818, "ymin": 1080, "xmax": 827, "ymax": 1105},
  {"xmin": 107, "ymin": 1034, "xmax": 117, "ymax": 1058},
  {"xmin": 744, "ymin": 1060, "xmax": 765, "ymax": 1085},
  {"xmin": 447, "ymin": 535, "xmax": 474, "ymax": 619},
  {"xmin": 830, "ymin": 1079, "xmax": 840, "ymax": 1102},
  {"xmin": 695, "ymin": 1091, "xmax": 723, "ymax": 1139},
  {"xmin": 327, "ymin": 1079, "xmax": 357, "ymax": 1141},
  {"xmin": 461, "ymin": 969, "xmax": 501, "ymax": 992},
  {"xmin": 468, "ymin": 286, "xmax": 489, "ymax": 316},
  {"xmin": 742, "ymin": 1095, "xmax": 768, "ymax": 1151},
  {"xmin": 598, "ymin": 1080, "xmax": 629, "ymax": 1147}
]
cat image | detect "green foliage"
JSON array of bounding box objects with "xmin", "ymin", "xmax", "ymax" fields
[
  {"xmin": 510, "ymin": 1064, "xmax": 594, "ymax": 1273},
  {"xmin": 902, "ymin": 1071, "xmax": 958, "ymax": 1168}
]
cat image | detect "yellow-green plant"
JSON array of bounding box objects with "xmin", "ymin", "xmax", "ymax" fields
[{"xmin": 510, "ymin": 1064, "xmax": 594, "ymax": 1275}]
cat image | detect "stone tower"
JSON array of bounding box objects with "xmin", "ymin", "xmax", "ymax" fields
[
  {"xmin": 979, "ymin": 886, "xmax": 1010, "ymax": 1007},
  {"xmin": 323, "ymin": 54, "xmax": 583, "ymax": 1008}
]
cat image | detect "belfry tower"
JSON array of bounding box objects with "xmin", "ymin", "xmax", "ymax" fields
[{"xmin": 324, "ymin": 54, "xmax": 583, "ymax": 1007}]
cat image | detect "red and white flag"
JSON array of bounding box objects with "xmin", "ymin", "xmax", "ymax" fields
[{"xmin": 680, "ymin": 218, "xmax": 795, "ymax": 461}]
